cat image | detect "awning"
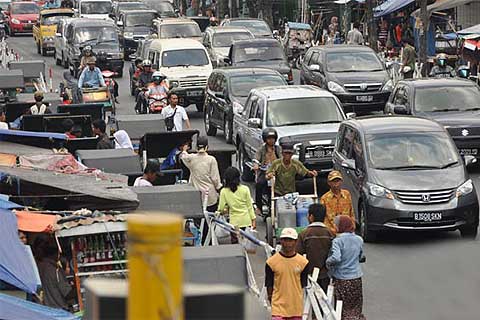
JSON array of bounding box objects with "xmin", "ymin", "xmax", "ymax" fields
[
  {"xmin": 374, "ymin": 0, "xmax": 415, "ymax": 17},
  {"xmin": 412, "ymin": 0, "xmax": 480, "ymax": 17},
  {"xmin": 15, "ymin": 211, "xmax": 57, "ymax": 233},
  {"xmin": 458, "ymin": 23, "xmax": 480, "ymax": 35}
]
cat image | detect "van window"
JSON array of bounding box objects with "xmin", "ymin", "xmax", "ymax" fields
[{"xmin": 248, "ymin": 97, "xmax": 258, "ymax": 119}]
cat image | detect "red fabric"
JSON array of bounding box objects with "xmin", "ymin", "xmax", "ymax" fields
[
  {"xmin": 66, "ymin": 132, "xmax": 77, "ymax": 139},
  {"xmin": 336, "ymin": 215, "xmax": 355, "ymax": 233},
  {"xmin": 15, "ymin": 211, "xmax": 57, "ymax": 233}
]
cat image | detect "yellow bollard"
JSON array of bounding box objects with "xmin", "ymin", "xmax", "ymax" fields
[{"xmin": 128, "ymin": 212, "xmax": 183, "ymax": 320}]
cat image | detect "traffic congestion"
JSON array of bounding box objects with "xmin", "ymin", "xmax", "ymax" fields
[{"xmin": 0, "ymin": 0, "xmax": 480, "ymax": 319}]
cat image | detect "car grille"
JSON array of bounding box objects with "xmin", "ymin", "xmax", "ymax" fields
[
  {"xmin": 394, "ymin": 189, "xmax": 456, "ymax": 204},
  {"xmin": 344, "ymin": 83, "xmax": 383, "ymax": 92},
  {"xmin": 446, "ymin": 127, "xmax": 480, "ymax": 137},
  {"xmin": 179, "ymin": 78, "xmax": 207, "ymax": 88}
]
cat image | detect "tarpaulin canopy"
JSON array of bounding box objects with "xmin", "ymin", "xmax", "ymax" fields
[
  {"xmin": 0, "ymin": 209, "xmax": 40, "ymax": 294},
  {"xmin": 412, "ymin": 0, "xmax": 480, "ymax": 17},
  {"xmin": 15, "ymin": 211, "xmax": 57, "ymax": 233},
  {"xmin": 374, "ymin": 0, "xmax": 415, "ymax": 17},
  {"xmin": 458, "ymin": 23, "xmax": 480, "ymax": 35},
  {"xmin": 0, "ymin": 293, "xmax": 79, "ymax": 320},
  {"xmin": 0, "ymin": 195, "xmax": 23, "ymax": 210}
]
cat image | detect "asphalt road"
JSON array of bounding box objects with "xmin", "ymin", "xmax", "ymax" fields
[{"xmin": 10, "ymin": 35, "xmax": 480, "ymax": 320}]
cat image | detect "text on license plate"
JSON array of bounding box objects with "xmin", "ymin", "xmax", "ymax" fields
[
  {"xmin": 309, "ymin": 149, "xmax": 333, "ymax": 158},
  {"xmin": 460, "ymin": 148, "xmax": 478, "ymax": 156},
  {"xmin": 413, "ymin": 212, "xmax": 442, "ymax": 222},
  {"xmin": 356, "ymin": 95, "xmax": 373, "ymax": 102},
  {"xmin": 187, "ymin": 90, "xmax": 203, "ymax": 97}
]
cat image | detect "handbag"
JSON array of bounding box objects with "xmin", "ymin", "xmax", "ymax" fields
[{"xmin": 165, "ymin": 108, "xmax": 177, "ymax": 131}]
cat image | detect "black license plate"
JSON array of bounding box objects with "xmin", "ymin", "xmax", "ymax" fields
[
  {"xmin": 460, "ymin": 148, "xmax": 478, "ymax": 156},
  {"xmin": 413, "ymin": 212, "xmax": 442, "ymax": 222},
  {"xmin": 356, "ymin": 95, "xmax": 373, "ymax": 102},
  {"xmin": 309, "ymin": 148, "xmax": 333, "ymax": 158}
]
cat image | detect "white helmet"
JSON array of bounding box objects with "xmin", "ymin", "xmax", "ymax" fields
[
  {"xmin": 152, "ymin": 71, "xmax": 166, "ymax": 82},
  {"xmin": 142, "ymin": 59, "xmax": 152, "ymax": 67}
]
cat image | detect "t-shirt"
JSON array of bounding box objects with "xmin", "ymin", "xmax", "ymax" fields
[
  {"xmin": 267, "ymin": 159, "xmax": 309, "ymax": 195},
  {"xmin": 0, "ymin": 122, "xmax": 8, "ymax": 129},
  {"xmin": 161, "ymin": 105, "xmax": 188, "ymax": 132},
  {"xmin": 217, "ymin": 184, "xmax": 255, "ymax": 227},
  {"xmin": 265, "ymin": 252, "xmax": 309, "ymax": 317},
  {"xmin": 133, "ymin": 177, "xmax": 153, "ymax": 187},
  {"xmin": 37, "ymin": 258, "xmax": 72, "ymax": 310}
]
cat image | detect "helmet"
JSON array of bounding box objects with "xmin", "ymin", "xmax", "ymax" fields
[
  {"xmin": 142, "ymin": 59, "xmax": 152, "ymax": 67},
  {"xmin": 86, "ymin": 56, "xmax": 97, "ymax": 65},
  {"xmin": 262, "ymin": 128, "xmax": 278, "ymax": 142},
  {"xmin": 457, "ymin": 65, "xmax": 470, "ymax": 79},
  {"xmin": 83, "ymin": 45, "xmax": 92, "ymax": 54},
  {"xmin": 436, "ymin": 53, "xmax": 447, "ymax": 67},
  {"xmin": 152, "ymin": 71, "xmax": 166, "ymax": 83}
]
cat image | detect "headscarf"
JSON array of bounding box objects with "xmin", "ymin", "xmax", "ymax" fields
[
  {"xmin": 335, "ymin": 215, "xmax": 355, "ymax": 234},
  {"xmin": 114, "ymin": 130, "xmax": 134, "ymax": 151}
]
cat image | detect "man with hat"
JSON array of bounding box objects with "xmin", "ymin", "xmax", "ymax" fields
[
  {"xmin": 29, "ymin": 91, "xmax": 51, "ymax": 115},
  {"xmin": 320, "ymin": 170, "xmax": 355, "ymax": 233},
  {"xmin": 265, "ymin": 228, "xmax": 310, "ymax": 320},
  {"xmin": 78, "ymin": 56, "xmax": 106, "ymax": 89},
  {"xmin": 266, "ymin": 142, "xmax": 317, "ymax": 196},
  {"xmin": 133, "ymin": 159, "xmax": 162, "ymax": 187}
]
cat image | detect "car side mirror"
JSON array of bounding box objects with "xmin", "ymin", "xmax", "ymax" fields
[
  {"xmin": 223, "ymin": 57, "xmax": 231, "ymax": 64},
  {"xmin": 346, "ymin": 112, "xmax": 356, "ymax": 119},
  {"xmin": 464, "ymin": 155, "xmax": 477, "ymax": 167},
  {"xmin": 116, "ymin": 20, "xmax": 123, "ymax": 27},
  {"xmin": 247, "ymin": 118, "xmax": 262, "ymax": 128},
  {"xmin": 214, "ymin": 91, "xmax": 224, "ymax": 99},
  {"xmin": 309, "ymin": 64, "xmax": 322, "ymax": 72},
  {"xmin": 341, "ymin": 159, "xmax": 356, "ymax": 170},
  {"xmin": 393, "ymin": 105, "xmax": 409, "ymax": 114}
]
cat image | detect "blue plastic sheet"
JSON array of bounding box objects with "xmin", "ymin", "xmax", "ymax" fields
[
  {"xmin": 0, "ymin": 293, "xmax": 79, "ymax": 320},
  {"xmin": 374, "ymin": 0, "xmax": 415, "ymax": 17},
  {"xmin": 0, "ymin": 194, "xmax": 23, "ymax": 210}
]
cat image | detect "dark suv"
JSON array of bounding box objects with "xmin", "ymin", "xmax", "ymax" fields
[
  {"xmin": 385, "ymin": 78, "xmax": 480, "ymax": 159},
  {"xmin": 116, "ymin": 9, "xmax": 156, "ymax": 57},
  {"xmin": 300, "ymin": 45, "xmax": 392, "ymax": 114},
  {"xmin": 333, "ymin": 116, "xmax": 479, "ymax": 241}
]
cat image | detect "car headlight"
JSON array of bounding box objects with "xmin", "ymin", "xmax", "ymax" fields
[
  {"xmin": 232, "ymin": 101, "xmax": 243, "ymax": 114},
  {"xmin": 327, "ymin": 81, "xmax": 346, "ymax": 93},
  {"xmin": 169, "ymin": 80, "xmax": 179, "ymax": 88},
  {"xmin": 124, "ymin": 32, "xmax": 133, "ymax": 38},
  {"xmin": 382, "ymin": 79, "xmax": 393, "ymax": 92},
  {"xmin": 109, "ymin": 52, "xmax": 123, "ymax": 59},
  {"xmin": 457, "ymin": 179, "xmax": 473, "ymax": 197},
  {"xmin": 11, "ymin": 18, "xmax": 20, "ymax": 24},
  {"xmin": 368, "ymin": 183, "xmax": 394, "ymax": 199}
]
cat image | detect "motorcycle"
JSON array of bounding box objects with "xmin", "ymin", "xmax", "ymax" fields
[{"xmin": 148, "ymin": 92, "xmax": 168, "ymax": 114}]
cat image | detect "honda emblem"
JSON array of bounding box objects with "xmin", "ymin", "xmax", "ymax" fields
[
  {"xmin": 360, "ymin": 83, "xmax": 368, "ymax": 91},
  {"xmin": 421, "ymin": 194, "xmax": 430, "ymax": 202}
]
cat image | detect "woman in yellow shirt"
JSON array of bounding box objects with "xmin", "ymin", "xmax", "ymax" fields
[{"xmin": 218, "ymin": 167, "xmax": 256, "ymax": 243}]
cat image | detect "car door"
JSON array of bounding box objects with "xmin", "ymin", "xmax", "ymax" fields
[
  {"xmin": 244, "ymin": 95, "xmax": 259, "ymax": 157},
  {"xmin": 248, "ymin": 97, "xmax": 265, "ymax": 159},
  {"xmin": 216, "ymin": 74, "xmax": 229, "ymax": 126},
  {"xmin": 54, "ymin": 20, "xmax": 63, "ymax": 59},
  {"xmin": 205, "ymin": 71, "xmax": 217, "ymax": 120},
  {"xmin": 350, "ymin": 130, "xmax": 367, "ymax": 219},
  {"xmin": 307, "ymin": 51, "xmax": 326, "ymax": 88},
  {"xmin": 211, "ymin": 73, "xmax": 223, "ymax": 126}
]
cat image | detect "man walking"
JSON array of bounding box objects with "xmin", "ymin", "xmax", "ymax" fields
[
  {"xmin": 296, "ymin": 203, "xmax": 333, "ymax": 293},
  {"xmin": 265, "ymin": 228, "xmax": 310, "ymax": 320},
  {"xmin": 347, "ymin": 22, "xmax": 364, "ymax": 45},
  {"xmin": 401, "ymin": 37, "xmax": 416, "ymax": 79},
  {"xmin": 320, "ymin": 170, "xmax": 354, "ymax": 233},
  {"xmin": 161, "ymin": 92, "xmax": 191, "ymax": 132}
]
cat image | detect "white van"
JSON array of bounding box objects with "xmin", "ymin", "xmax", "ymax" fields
[
  {"xmin": 146, "ymin": 38, "xmax": 213, "ymax": 111},
  {"xmin": 78, "ymin": 0, "xmax": 112, "ymax": 20}
]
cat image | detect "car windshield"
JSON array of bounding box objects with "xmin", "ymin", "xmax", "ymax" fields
[
  {"xmin": 414, "ymin": 85, "xmax": 480, "ymax": 112},
  {"xmin": 234, "ymin": 44, "xmax": 285, "ymax": 63},
  {"xmin": 230, "ymin": 75, "xmax": 286, "ymax": 97},
  {"xmin": 213, "ymin": 32, "xmax": 252, "ymax": 47},
  {"xmin": 80, "ymin": 1, "xmax": 112, "ymax": 14},
  {"xmin": 230, "ymin": 20, "xmax": 270, "ymax": 35},
  {"xmin": 367, "ymin": 132, "xmax": 459, "ymax": 170},
  {"xmin": 42, "ymin": 14, "xmax": 73, "ymax": 25},
  {"xmin": 162, "ymin": 49, "xmax": 209, "ymax": 67},
  {"xmin": 145, "ymin": 0, "xmax": 174, "ymax": 14},
  {"xmin": 118, "ymin": 2, "xmax": 145, "ymax": 11},
  {"xmin": 159, "ymin": 24, "xmax": 201, "ymax": 38},
  {"xmin": 11, "ymin": 3, "xmax": 39, "ymax": 14},
  {"xmin": 266, "ymin": 97, "xmax": 343, "ymax": 127},
  {"xmin": 126, "ymin": 13, "xmax": 155, "ymax": 27},
  {"xmin": 75, "ymin": 27, "xmax": 118, "ymax": 45},
  {"xmin": 326, "ymin": 52, "xmax": 383, "ymax": 72}
]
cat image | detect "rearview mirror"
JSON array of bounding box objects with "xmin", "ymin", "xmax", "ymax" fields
[
  {"xmin": 247, "ymin": 118, "xmax": 262, "ymax": 128},
  {"xmin": 464, "ymin": 155, "xmax": 477, "ymax": 167},
  {"xmin": 341, "ymin": 159, "xmax": 356, "ymax": 170},
  {"xmin": 393, "ymin": 105, "xmax": 408, "ymax": 114},
  {"xmin": 309, "ymin": 64, "xmax": 321, "ymax": 72}
]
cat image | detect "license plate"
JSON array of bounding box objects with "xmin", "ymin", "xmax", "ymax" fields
[
  {"xmin": 460, "ymin": 148, "xmax": 478, "ymax": 156},
  {"xmin": 187, "ymin": 90, "xmax": 203, "ymax": 97},
  {"xmin": 413, "ymin": 212, "xmax": 442, "ymax": 222},
  {"xmin": 309, "ymin": 148, "xmax": 333, "ymax": 158},
  {"xmin": 356, "ymin": 95, "xmax": 373, "ymax": 102}
]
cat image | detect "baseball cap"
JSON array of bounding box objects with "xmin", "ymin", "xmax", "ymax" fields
[
  {"xmin": 279, "ymin": 227, "xmax": 298, "ymax": 240},
  {"xmin": 281, "ymin": 142, "xmax": 295, "ymax": 153},
  {"xmin": 86, "ymin": 56, "xmax": 97, "ymax": 65},
  {"xmin": 328, "ymin": 170, "xmax": 343, "ymax": 182}
]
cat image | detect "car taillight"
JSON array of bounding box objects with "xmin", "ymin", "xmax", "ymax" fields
[{"xmin": 288, "ymin": 70, "xmax": 293, "ymax": 82}]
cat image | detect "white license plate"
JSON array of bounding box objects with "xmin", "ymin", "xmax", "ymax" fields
[
  {"xmin": 309, "ymin": 149, "xmax": 333, "ymax": 158},
  {"xmin": 460, "ymin": 148, "xmax": 478, "ymax": 156},
  {"xmin": 187, "ymin": 90, "xmax": 203, "ymax": 97},
  {"xmin": 413, "ymin": 212, "xmax": 442, "ymax": 222},
  {"xmin": 356, "ymin": 95, "xmax": 373, "ymax": 102}
]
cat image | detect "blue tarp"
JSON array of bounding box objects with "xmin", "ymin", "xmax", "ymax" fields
[
  {"xmin": 0, "ymin": 293, "xmax": 79, "ymax": 320},
  {"xmin": 0, "ymin": 129, "xmax": 66, "ymax": 140},
  {"xmin": 0, "ymin": 209, "xmax": 40, "ymax": 294},
  {"xmin": 0, "ymin": 195, "xmax": 23, "ymax": 210},
  {"xmin": 374, "ymin": 0, "xmax": 415, "ymax": 17}
]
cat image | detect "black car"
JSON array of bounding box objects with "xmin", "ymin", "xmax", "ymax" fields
[
  {"xmin": 333, "ymin": 116, "xmax": 479, "ymax": 242},
  {"xmin": 142, "ymin": 0, "xmax": 177, "ymax": 18},
  {"xmin": 225, "ymin": 39, "xmax": 293, "ymax": 84},
  {"xmin": 220, "ymin": 18, "xmax": 272, "ymax": 38},
  {"xmin": 116, "ymin": 9, "xmax": 156, "ymax": 57},
  {"xmin": 300, "ymin": 45, "xmax": 392, "ymax": 114},
  {"xmin": 385, "ymin": 78, "xmax": 480, "ymax": 159},
  {"xmin": 204, "ymin": 68, "xmax": 287, "ymax": 143},
  {"xmin": 111, "ymin": 1, "xmax": 149, "ymax": 22}
]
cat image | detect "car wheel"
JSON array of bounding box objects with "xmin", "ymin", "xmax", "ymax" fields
[
  {"xmin": 224, "ymin": 118, "xmax": 233, "ymax": 144},
  {"xmin": 196, "ymin": 103, "xmax": 204, "ymax": 112},
  {"xmin": 460, "ymin": 224, "xmax": 478, "ymax": 239},
  {"xmin": 266, "ymin": 217, "xmax": 274, "ymax": 247},
  {"xmin": 205, "ymin": 107, "xmax": 217, "ymax": 136},
  {"xmin": 238, "ymin": 144, "xmax": 254, "ymax": 182},
  {"xmin": 359, "ymin": 201, "xmax": 377, "ymax": 242}
]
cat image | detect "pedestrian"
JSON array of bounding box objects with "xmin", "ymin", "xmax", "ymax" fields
[
  {"xmin": 296, "ymin": 203, "xmax": 333, "ymax": 293},
  {"xmin": 320, "ymin": 170, "xmax": 355, "ymax": 234},
  {"xmin": 180, "ymin": 136, "xmax": 221, "ymax": 212},
  {"xmin": 133, "ymin": 159, "xmax": 161, "ymax": 187},
  {"xmin": 92, "ymin": 119, "xmax": 113, "ymax": 149},
  {"xmin": 62, "ymin": 119, "xmax": 76, "ymax": 139},
  {"xmin": 113, "ymin": 130, "xmax": 134, "ymax": 151},
  {"xmin": 401, "ymin": 37, "xmax": 416, "ymax": 79},
  {"xmin": 347, "ymin": 22, "xmax": 364, "ymax": 45},
  {"xmin": 265, "ymin": 228, "xmax": 310, "ymax": 320},
  {"xmin": 29, "ymin": 91, "xmax": 51, "ymax": 115},
  {"xmin": 161, "ymin": 92, "xmax": 191, "ymax": 132},
  {"xmin": 326, "ymin": 215, "xmax": 365, "ymax": 320}
]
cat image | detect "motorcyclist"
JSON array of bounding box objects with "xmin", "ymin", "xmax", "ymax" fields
[
  {"xmin": 253, "ymin": 128, "xmax": 282, "ymax": 216},
  {"xmin": 429, "ymin": 53, "xmax": 455, "ymax": 78},
  {"xmin": 147, "ymin": 71, "xmax": 169, "ymax": 96},
  {"xmin": 78, "ymin": 57, "xmax": 106, "ymax": 89},
  {"xmin": 79, "ymin": 46, "xmax": 94, "ymax": 70},
  {"xmin": 134, "ymin": 59, "xmax": 155, "ymax": 113},
  {"xmin": 457, "ymin": 65, "xmax": 471, "ymax": 79}
]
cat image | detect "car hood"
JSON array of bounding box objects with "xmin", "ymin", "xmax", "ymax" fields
[
  {"xmin": 233, "ymin": 60, "xmax": 290, "ymax": 74},
  {"xmin": 418, "ymin": 111, "xmax": 480, "ymax": 127},
  {"xmin": 327, "ymin": 70, "xmax": 388, "ymax": 85},
  {"xmin": 276, "ymin": 124, "xmax": 340, "ymax": 144},
  {"xmin": 160, "ymin": 64, "xmax": 212, "ymax": 79},
  {"xmin": 370, "ymin": 166, "xmax": 464, "ymax": 191},
  {"xmin": 11, "ymin": 13, "xmax": 38, "ymax": 20}
]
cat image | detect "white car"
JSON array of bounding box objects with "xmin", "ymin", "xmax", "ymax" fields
[
  {"xmin": 78, "ymin": 0, "xmax": 113, "ymax": 20},
  {"xmin": 54, "ymin": 17, "xmax": 75, "ymax": 68}
]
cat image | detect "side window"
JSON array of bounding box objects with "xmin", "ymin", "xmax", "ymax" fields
[
  {"xmin": 220, "ymin": 75, "xmax": 227, "ymax": 93},
  {"xmin": 148, "ymin": 51, "xmax": 156, "ymax": 65},
  {"xmin": 310, "ymin": 52, "xmax": 320, "ymax": 65},
  {"xmin": 393, "ymin": 86, "xmax": 405, "ymax": 105},
  {"xmin": 352, "ymin": 132, "xmax": 365, "ymax": 173},
  {"xmin": 243, "ymin": 94, "xmax": 254, "ymax": 118},
  {"xmin": 208, "ymin": 73, "xmax": 217, "ymax": 91},
  {"xmin": 304, "ymin": 50, "xmax": 313, "ymax": 65},
  {"xmin": 214, "ymin": 74, "xmax": 223, "ymax": 93},
  {"xmin": 256, "ymin": 99, "xmax": 265, "ymax": 120},
  {"xmin": 339, "ymin": 126, "xmax": 355, "ymax": 159},
  {"xmin": 403, "ymin": 87, "xmax": 411, "ymax": 107},
  {"xmin": 249, "ymin": 97, "xmax": 259, "ymax": 119}
]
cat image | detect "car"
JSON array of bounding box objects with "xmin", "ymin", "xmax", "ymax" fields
[
  {"xmin": 110, "ymin": 1, "xmax": 149, "ymax": 22},
  {"xmin": 204, "ymin": 68, "xmax": 287, "ymax": 143},
  {"xmin": 152, "ymin": 17, "xmax": 201, "ymax": 42},
  {"xmin": 78, "ymin": 0, "xmax": 112, "ymax": 20},
  {"xmin": 5, "ymin": 1, "xmax": 39, "ymax": 36},
  {"xmin": 220, "ymin": 17, "xmax": 272, "ymax": 38},
  {"xmin": 225, "ymin": 39, "xmax": 293, "ymax": 84},
  {"xmin": 139, "ymin": 38, "xmax": 213, "ymax": 111},
  {"xmin": 233, "ymin": 85, "xmax": 346, "ymax": 181},
  {"xmin": 116, "ymin": 9, "xmax": 156, "ymax": 58},
  {"xmin": 65, "ymin": 19, "xmax": 124, "ymax": 77},
  {"xmin": 300, "ymin": 45, "xmax": 392, "ymax": 114},
  {"xmin": 143, "ymin": 0, "xmax": 176, "ymax": 18},
  {"xmin": 54, "ymin": 17, "xmax": 75, "ymax": 68},
  {"xmin": 385, "ymin": 78, "xmax": 480, "ymax": 160},
  {"xmin": 33, "ymin": 8, "xmax": 74, "ymax": 56},
  {"xmin": 333, "ymin": 116, "xmax": 479, "ymax": 241},
  {"xmin": 202, "ymin": 26, "xmax": 254, "ymax": 68}
]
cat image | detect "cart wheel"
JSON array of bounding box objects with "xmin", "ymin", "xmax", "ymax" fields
[{"xmin": 266, "ymin": 217, "xmax": 273, "ymax": 247}]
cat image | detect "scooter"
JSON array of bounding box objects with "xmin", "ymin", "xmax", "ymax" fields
[{"xmin": 148, "ymin": 93, "xmax": 168, "ymax": 114}]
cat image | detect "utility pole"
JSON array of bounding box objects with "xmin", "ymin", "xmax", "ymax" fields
[
  {"xmin": 418, "ymin": 0, "xmax": 429, "ymax": 76},
  {"xmin": 366, "ymin": 0, "xmax": 377, "ymax": 51}
]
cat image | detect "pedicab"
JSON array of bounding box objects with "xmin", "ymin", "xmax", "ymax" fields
[{"xmin": 282, "ymin": 22, "xmax": 313, "ymax": 69}]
